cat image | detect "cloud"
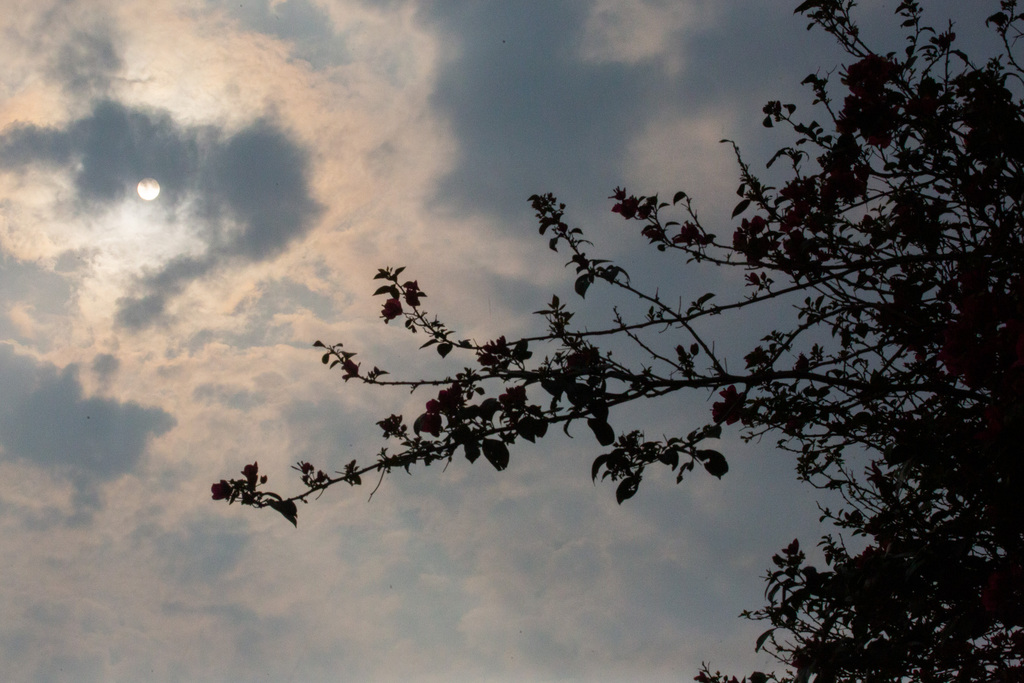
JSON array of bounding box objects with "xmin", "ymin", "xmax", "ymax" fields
[
  {"xmin": 0, "ymin": 99, "xmax": 323, "ymax": 330},
  {"xmin": 50, "ymin": 27, "xmax": 124, "ymax": 96},
  {"xmin": 422, "ymin": 2, "xmax": 673, "ymax": 220},
  {"xmin": 0, "ymin": 344, "xmax": 175, "ymax": 515},
  {"xmin": 0, "ymin": 99, "xmax": 203, "ymax": 205},
  {"xmin": 216, "ymin": 0, "xmax": 351, "ymax": 70}
]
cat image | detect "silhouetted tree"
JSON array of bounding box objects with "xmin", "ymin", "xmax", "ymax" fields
[{"xmin": 214, "ymin": 1, "xmax": 1024, "ymax": 679}]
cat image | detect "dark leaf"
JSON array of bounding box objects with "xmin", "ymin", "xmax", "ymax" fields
[
  {"xmin": 513, "ymin": 339, "xmax": 532, "ymax": 361},
  {"xmin": 574, "ymin": 274, "xmax": 591, "ymax": 298},
  {"xmin": 482, "ymin": 439, "xmax": 509, "ymax": 471},
  {"xmin": 267, "ymin": 499, "xmax": 298, "ymax": 527},
  {"xmin": 587, "ymin": 418, "xmax": 615, "ymax": 446},
  {"xmin": 321, "ymin": 353, "xmax": 331, "ymax": 364},
  {"xmin": 986, "ymin": 12, "xmax": 1008, "ymax": 27},
  {"xmin": 591, "ymin": 454, "xmax": 609, "ymax": 482},
  {"xmin": 478, "ymin": 398, "xmax": 502, "ymax": 421},
  {"xmin": 313, "ymin": 340, "xmax": 325, "ymax": 348},
  {"xmin": 697, "ymin": 449, "xmax": 728, "ymax": 478},
  {"xmin": 464, "ymin": 440, "xmax": 480, "ymax": 464},
  {"xmin": 437, "ymin": 343, "xmax": 453, "ymax": 358},
  {"xmin": 658, "ymin": 448, "xmax": 679, "ymax": 469},
  {"xmin": 616, "ymin": 476, "xmax": 640, "ymax": 504},
  {"xmin": 731, "ymin": 198, "xmax": 751, "ymax": 218},
  {"xmin": 755, "ymin": 629, "xmax": 774, "ymax": 653}
]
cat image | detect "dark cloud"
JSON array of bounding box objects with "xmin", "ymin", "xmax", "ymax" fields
[
  {"xmin": 212, "ymin": 0, "xmax": 350, "ymax": 69},
  {"xmin": 0, "ymin": 100, "xmax": 203, "ymax": 205},
  {"xmin": 416, "ymin": 2, "xmax": 851, "ymax": 223},
  {"xmin": 0, "ymin": 253, "xmax": 74, "ymax": 344},
  {"xmin": 200, "ymin": 121, "xmax": 323, "ymax": 260},
  {"xmin": 0, "ymin": 100, "xmax": 323, "ymax": 330},
  {"xmin": 91, "ymin": 353, "xmax": 120, "ymax": 381},
  {"xmin": 50, "ymin": 29, "xmax": 123, "ymax": 96},
  {"xmin": 0, "ymin": 345, "xmax": 175, "ymax": 514},
  {"xmin": 422, "ymin": 1, "xmax": 660, "ymax": 220}
]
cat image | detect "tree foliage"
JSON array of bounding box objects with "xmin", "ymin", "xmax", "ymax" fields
[{"xmin": 214, "ymin": 1, "xmax": 1024, "ymax": 679}]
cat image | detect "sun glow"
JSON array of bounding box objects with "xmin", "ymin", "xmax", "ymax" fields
[{"xmin": 137, "ymin": 178, "xmax": 160, "ymax": 200}]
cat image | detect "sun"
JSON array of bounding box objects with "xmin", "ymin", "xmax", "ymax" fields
[{"xmin": 137, "ymin": 178, "xmax": 160, "ymax": 201}]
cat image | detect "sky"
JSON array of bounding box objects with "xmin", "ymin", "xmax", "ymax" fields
[{"xmin": 0, "ymin": 1, "xmax": 1004, "ymax": 681}]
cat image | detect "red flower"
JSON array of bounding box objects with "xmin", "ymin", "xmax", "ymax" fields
[
  {"xmin": 499, "ymin": 385, "xmax": 527, "ymax": 408},
  {"xmin": 712, "ymin": 385, "xmax": 745, "ymax": 425},
  {"xmin": 211, "ymin": 480, "xmax": 232, "ymax": 500},
  {"xmin": 437, "ymin": 384, "xmax": 463, "ymax": 415},
  {"xmin": 565, "ymin": 347, "xmax": 600, "ymax": 369},
  {"xmin": 613, "ymin": 196, "xmax": 640, "ymax": 219},
  {"xmin": 381, "ymin": 298, "xmax": 403, "ymax": 322},
  {"xmin": 981, "ymin": 564, "xmax": 1024, "ymax": 615},
  {"xmin": 420, "ymin": 411, "xmax": 442, "ymax": 437}
]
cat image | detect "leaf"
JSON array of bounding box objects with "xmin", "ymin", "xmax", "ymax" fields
[
  {"xmin": 591, "ymin": 454, "xmax": 609, "ymax": 482},
  {"xmin": 463, "ymin": 440, "xmax": 480, "ymax": 464},
  {"xmin": 574, "ymin": 274, "xmax": 591, "ymax": 298},
  {"xmin": 986, "ymin": 12, "xmax": 1008, "ymax": 27},
  {"xmin": 513, "ymin": 339, "xmax": 532, "ymax": 361},
  {"xmin": 267, "ymin": 499, "xmax": 298, "ymax": 527},
  {"xmin": 731, "ymin": 198, "xmax": 751, "ymax": 218},
  {"xmin": 437, "ymin": 343, "xmax": 453, "ymax": 358},
  {"xmin": 373, "ymin": 285, "xmax": 395, "ymax": 296},
  {"xmin": 672, "ymin": 191, "xmax": 686, "ymax": 204},
  {"xmin": 516, "ymin": 417, "xmax": 543, "ymax": 443},
  {"xmin": 657, "ymin": 448, "xmax": 679, "ymax": 469},
  {"xmin": 794, "ymin": 0, "xmax": 820, "ymax": 12},
  {"xmin": 754, "ymin": 629, "xmax": 774, "ymax": 653},
  {"xmin": 313, "ymin": 340, "xmax": 325, "ymax": 348},
  {"xmin": 321, "ymin": 353, "xmax": 331, "ymax": 365},
  {"xmin": 697, "ymin": 449, "xmax": 728, "ymax": 478},
  {"xmin": 615, "ymin": 476, "xmax": 640, "ymax": 504},
  {"xmin": 481, "ymin": 439, "xmax": 509, "ymax": 471},
  {"xmin": 587, "ymin": 418, "xmax": 615, "ymax": 446}
]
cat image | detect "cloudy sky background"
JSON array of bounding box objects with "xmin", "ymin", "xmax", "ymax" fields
[{"xmin": 0, "ymin": 1, "xmax": 1002, "ymax": 680}]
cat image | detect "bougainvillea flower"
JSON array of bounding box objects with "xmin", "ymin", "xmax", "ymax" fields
[
  {"xmin": 381, "ymin": 298, "xmax": 403, "ymax": 322},
  {"xmin": 211, "ymin": 480, "xmax": 232, "ymax": 500}
]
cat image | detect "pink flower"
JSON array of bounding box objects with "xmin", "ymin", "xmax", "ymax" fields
[{"xmin": 381, "ymin": 298, "xmax": 403, "ymax": 322}]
